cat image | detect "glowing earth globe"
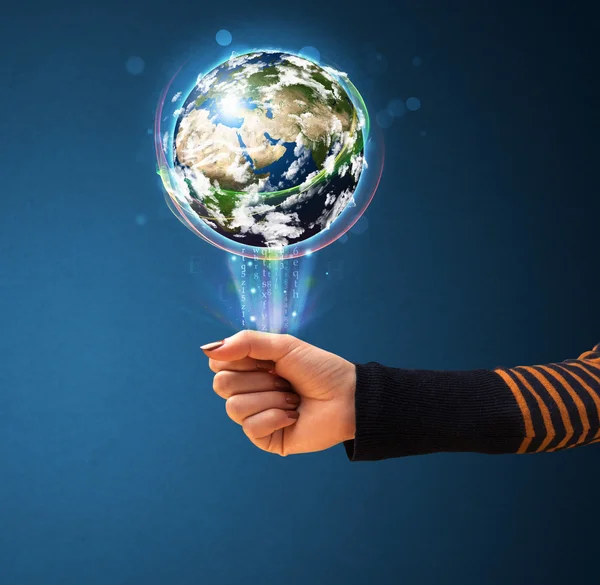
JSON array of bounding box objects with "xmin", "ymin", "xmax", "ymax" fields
[{"xmin": 170, "ymin": 51, "xmax": 366, "ymax": 248}]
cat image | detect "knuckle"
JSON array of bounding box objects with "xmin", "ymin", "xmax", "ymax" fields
[
  {"xmin": 225, "ymin": 395, "xmax": 241, "ymax": 419},
  {"xmin": 285, "ymin": 334, "xmax": 304, "ymax": 354},
  {"xmin": 213, "ymin": 370, "xmax": 232, "ymax": 396},
  {"xmin": 280, "ymin": 333, "xmax": 295, "ymax": 348},
  {"xmin": 241, "ymin": 418, "xmax": 255, "ymax": 438},
  {"xmin": 265, "ymin": 408, "xmax": 281, "ymax": 425}
]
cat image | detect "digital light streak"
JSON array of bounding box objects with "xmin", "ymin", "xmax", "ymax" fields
[{"xmin": 227, "ymin": 249, "xmax": 313, "ymax": 334}]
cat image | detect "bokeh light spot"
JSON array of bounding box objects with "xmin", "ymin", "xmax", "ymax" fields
[
  {"xmin": 412, "ymin": 56, "xmax": 422, "ymax": 67},
  {"xmin": 126, "ymin": 56, "xmax": 145, "ymax": 75},
  {"xmin": 376, "ymin": 109, "xmax": 394, "ymax": 128},
  {"xmin": 387, "ymin": 98, "xmax": 406, "ymax": 117},
  {"xmin": 216, "ymin": 29, "xmax": 232, "ymax": 46},
  {"xmin": 406, "ymin": 97, "xmax": 421, "ymax": 111},
  {"xmin": 367, "ymin": 52, "xmax": 388, "ymax": 75},
  {"xmin": 299, "ymin": 46, "xmax": 320, "ymax": 63}
]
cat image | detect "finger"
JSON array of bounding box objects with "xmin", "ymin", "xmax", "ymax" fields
[
  {"xmin": 201, "ymin": 330, "xmax": 302, "ymax": 363},
  {"xmin": 208, "ymin": 357, "xmax": 276, "ymax": 374},
  {"xmin": 242, "ymin": 408, "xmax": 299, "ymax": 441},
  {"xmin": 213, "ymin": 370, "xmax": 292, "ymax": 399},
  {"xmin": 225, "ymin": 391, "xmax": 301, "ymax": 424}
]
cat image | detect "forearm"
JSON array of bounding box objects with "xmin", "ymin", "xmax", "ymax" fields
[{"xmin": 344, "ymin": 343, "xmax": 600, "ymax": 461}]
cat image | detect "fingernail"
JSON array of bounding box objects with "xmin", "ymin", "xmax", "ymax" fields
[
  {"xmin": 285, "ymin": 394, "xmax": 301, "ymax": 405},
  {"xmin": 274, "ymin": 378, "xmax": 292, "ymax": 390},
  {"xmin": 287, "ymin": 410, "xmax": 300, "ymax": 420},
  {"xmin": 256, "ymin": 359, "xmax": 276, "ymax": 371},
  {"xmin": 201, "ymin": 340, "xmax": 225, "ymax": 352}
]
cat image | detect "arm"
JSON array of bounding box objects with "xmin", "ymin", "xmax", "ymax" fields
[
  {"xmin": 202, "ymin": 331, "xmax": 600, "ymax": 460},
  {"xmin": 344, "ymin": 343, "xmax": 600, "ymax": 461}
]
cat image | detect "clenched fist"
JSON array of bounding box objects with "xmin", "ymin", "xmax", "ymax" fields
[{"xmin": 202, "ymin": 330, "xmax": 356, "ymax": 456}]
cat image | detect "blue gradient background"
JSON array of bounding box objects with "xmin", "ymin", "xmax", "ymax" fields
[{"xmin": 1, "ymin": 2, "xmax": 599, "ymax": 584}]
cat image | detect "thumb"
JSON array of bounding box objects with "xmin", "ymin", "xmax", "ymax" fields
[{"xmin": 201, "ymin": 330, "xmax": 302, "ymax": 364}]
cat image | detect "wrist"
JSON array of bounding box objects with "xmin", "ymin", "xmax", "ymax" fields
[{"xmin": 340, "ymin": 361, "xmax": 357, "ymax": 442}]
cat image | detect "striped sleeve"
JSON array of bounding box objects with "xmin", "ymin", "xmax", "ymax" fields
[
  {"xmin": 344, "ymin": 343, "xmax": 600, "ymax": 462},
  {"xmin": 494, "ymin": 343, "xmax": 600, "ymax": 454}
]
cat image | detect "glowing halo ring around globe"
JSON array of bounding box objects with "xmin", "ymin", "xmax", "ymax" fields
[{"xmin": 154, "ymin": 49, "xmax": 384, "ymax": 260}]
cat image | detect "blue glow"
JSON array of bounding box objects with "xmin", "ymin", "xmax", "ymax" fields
[{"xmin": 251, "ymin": 288, "xmax": 256, "ymax": 294}]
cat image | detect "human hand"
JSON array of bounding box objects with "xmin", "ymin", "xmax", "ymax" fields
[{"xmin": 202, "ymin": 330, "xmax": 356, "ymax": 456}]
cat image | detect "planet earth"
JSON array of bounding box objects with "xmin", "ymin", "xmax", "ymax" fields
[{"xmin": 170, "ymin": 50, "xmax": 366, "ymax": 248}]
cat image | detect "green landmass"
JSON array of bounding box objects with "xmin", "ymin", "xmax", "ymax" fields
[
  {"xmin": 311, "ymin": 139, "xmax": 329, "ymax": 169},
  {"xmin": 331, "ymin": 93, "xmax": 354, "ymax": 118},
  {"xmin": 207, "ymin": 190, "xmax": 237, "ymax": 221},
  {"xmin": 285, "ymin": 84, "xmax": 320, "ymax": 106},
  {"xmin": 311, "ymin": 71, "xmax": 334, "ymax": 92},
  {"xmin": 246, "ymin": 66, "xmax": 280, "ymax": 100}
]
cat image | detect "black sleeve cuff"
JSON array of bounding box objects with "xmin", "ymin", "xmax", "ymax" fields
[{"xmin": 343, "ymin": 362, "xmax": 525, "ymax": 461}]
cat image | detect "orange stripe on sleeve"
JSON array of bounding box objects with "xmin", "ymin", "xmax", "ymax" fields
[
  {"xmin": 495, "ymin": 369, "xmax": 533, "ymax": 454},
  {"xmin": 566, "ymin": 362, "xmax": 600, "ymax": 440},
  {"xmin": 538, "ymin": 366, "xmax": 590, "ymax": 449},
  {"xmin": 519, "ymin": 366, "xmax": 574, "ymax": 450},
  {"xmin": 574, "ymin": 360, "xmax": 600, "ymax": 376},
  {"xmin": 511, "ymin": 369, "xmax": 555, "ymax": 452},
  {"xmin": 577, "ymin": 350, "xmax": 600, "ymax": 362}
]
